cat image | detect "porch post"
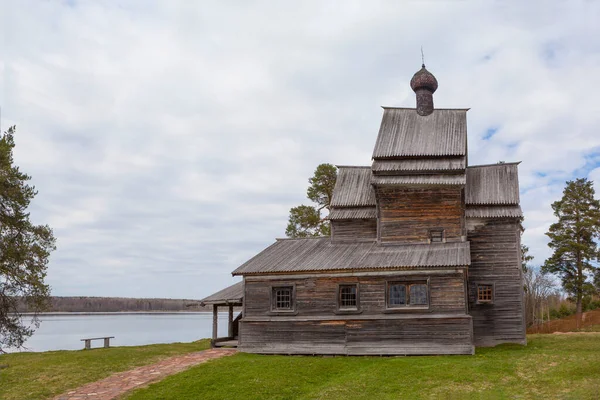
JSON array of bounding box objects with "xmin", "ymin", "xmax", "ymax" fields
[
  {"xmin": 228, "ymin": 304, "xmax": 234, "ymax": 338},
  {"xmin": 212, "ymin": 304, "xmax": 218, "ymax": 346}
]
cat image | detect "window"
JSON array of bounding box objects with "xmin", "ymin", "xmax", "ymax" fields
[
  {"xmin": 410, "ymin": 284, "xmax": 428, "ymax": 305},
  {"xmin": 387, "ymin": 281, "xmax": 429, "ymax": 308},
  {"xmin": 271, "ymin": 286, "xmax": 293, "ymax": 311},
  {"xmin": 389, "ymin": 284, "xmax": 407, "ymax": 305},
  {"xmin": 338, "ymin": 284, "xmax": 358, "ymax": 309},
  {"xmin": 477, "ymin": 284, "xmax": 493, "ymax": 303},
  {"xmin": 429, "ymin": 229, "xmax": 444, "ymax": 243}
]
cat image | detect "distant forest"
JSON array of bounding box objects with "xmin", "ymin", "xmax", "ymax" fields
[{"xmin": 17, "ymin": 296, "xmax": 212, "ymax": 313}]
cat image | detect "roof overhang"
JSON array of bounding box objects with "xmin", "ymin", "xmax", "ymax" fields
[
  {"xmin": 232, "ymin": 238, "xmax": 470, "ymax": 276},
  {"xmin": 199, "ymin": 281, "xmax": 243, "ymax": 306}
]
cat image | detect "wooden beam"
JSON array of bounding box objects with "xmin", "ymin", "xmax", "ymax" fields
[
  {"xmin": 244, "ymin": 268, "xmax": 466, "ymax": 281},
  {"xmin": 243, "ymin": 313, "xmax": 472, "ymax": 323},
  {"xmin": 228, "ymin": 305, "xmax": 234, "ymax": 337},
  {"xmin": 212, "ymin": 304, "xmax": 218, "ymax": 346}
]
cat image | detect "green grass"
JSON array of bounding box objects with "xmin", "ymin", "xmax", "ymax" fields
[
  {"xmin": 3, "ymin": 335, "xmax": 599, "ymax": 400},
  {"xmin": 0, "ymin": 339, "xmax": 210, "ymax": 400},
  {"xmin": 126, "ymin": 334, "xmax": 600, "ymax": 400}
]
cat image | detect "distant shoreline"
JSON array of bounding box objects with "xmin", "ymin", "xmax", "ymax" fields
[{"xmin": 18, "ymin": 311, "xmax": 217, "ymax": 316}]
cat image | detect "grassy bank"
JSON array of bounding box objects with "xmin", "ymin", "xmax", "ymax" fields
[
  {"xmin": 2, "ymin": 335, "xmax": 599, "ymax": 399},
  {"xmin": 126, "ymin": 334, "xmax": 600, "ymax": 400},
  {"xmin": 0, "ymin": 340, "xmax": 210, "ymax": 400}
]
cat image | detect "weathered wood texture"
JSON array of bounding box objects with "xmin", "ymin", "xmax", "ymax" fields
[
  {"xmin": 331, "ymin": 219, "xmax": 377, "ymax": 241},
  {"xmin": 212, "ymin": 304, "xmax": 218, "ymax": 345},
  {"xmin": 228, "ymin": 305, "xmax": 234, "ymax": 337},
  {"xmin": 244, "ymin": 273, "xmax": 467, "ymax": 317},
  {"xmin": 372, "ymin": 108, "xmax": 467, "ymax": 158},
  {"xmin": 467, "ymin": 218, "xmax": 526, "ymax": 346},
  {"xmin": 81, "ymin": 336, "xmax": 114, "ymax": 350},
  {"xmin": 233, "ymin": 238, "xmax": 469, "ymax": 275},
  {"xmin": 376, "ymin": 187, "xmax": 464, "ymax": 243},
  {"xmin": 240, "ymin": 316, "xmax": 474, "ymax": 355}
]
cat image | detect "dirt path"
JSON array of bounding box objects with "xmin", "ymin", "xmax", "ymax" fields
[{"xmin": 53, "ymin": 348, "xmax": 237, "ymax": 400}]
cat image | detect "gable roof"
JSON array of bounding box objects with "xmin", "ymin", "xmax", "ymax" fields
[
  {"xmin": 465, "ymin": 163, "xmax": 520, "ymax": 205},
  {"xmin": 372, "ymin": 108, "xmax": 467, "ymax": 158},
  {"xmin": 330, "ymin": 166, "xmax": 376, "ymax": 207},
  {"xmin": 232, "ymin": 238, "xmax": 470, "ymax": 275}
]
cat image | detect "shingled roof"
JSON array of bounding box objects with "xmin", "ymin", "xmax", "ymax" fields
[
  {"xmin": 372, "ymin": 108, "xmax": 468, "ymax": 158},
  {"xmin": 329, "ymin": 162, "xmax": 519, "ymax": 216},
  {"xmin": 371, "ymin": 174, "xmax": 466, "ymax": 186},
  {"xmin": 372, "ymin": 158, "xmax": 466, "ymax": 173},
  {"xmin": 465, "ymin": 163, "xmax": 520, "ymax": 205},
  {"xmin": 465, "ymin": 205, "xmax": 523, "ymax": 218},
  {"xmin": 232, "ymin": 238, "xmax": 470, "ymax": 275},
  {"xmin": 328, "ymin": 207, "xmax": 377, "ymax": 220},
  {"xmin": 199, "ymin": 281, "xmax": 243, "ymax": 306},
  {"xmin": 330, "ymin": 166, "xmax": 376, "ymax": 207}
]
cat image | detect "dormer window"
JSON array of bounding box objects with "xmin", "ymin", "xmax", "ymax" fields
[{"xmin": 429, "ymin": 229, "xmax": 444, "ymax": 243}]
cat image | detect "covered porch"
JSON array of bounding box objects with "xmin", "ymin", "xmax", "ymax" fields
[{"xmin": 199, "ymin": 281, "xmax": 243, "ymax": 348}]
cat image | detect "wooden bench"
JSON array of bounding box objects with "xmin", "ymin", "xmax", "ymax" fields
[{"xmin": 81, "ymin": 336, "xmax": 115, "ymax": 350}]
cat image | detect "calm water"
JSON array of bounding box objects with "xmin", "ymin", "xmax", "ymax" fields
[{"xmin": 10, "ymin": 313, "xmax": 233, "ymax": 353}]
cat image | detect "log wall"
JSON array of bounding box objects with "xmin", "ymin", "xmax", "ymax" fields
[
  {"xmin": 244, "ymin": 273, "xmax": 467, "ymax": 317},
  {"xmin": 331, "ymin": 219, "xmax": 377, "ymax": 241},
  {"xmin": 240, "ymin": 316, "xmax": 474, "ymax": 355},
  {"xmin": 375, "ymin": 187, "xmax": 464, "ymax": 243},
  {"xmin": 240, "ymin": 272, "xmax": 473, "ymax": 355},
  {"xmin": 467, "ymin": 218, "xmax": 526, "ymax": 346}
]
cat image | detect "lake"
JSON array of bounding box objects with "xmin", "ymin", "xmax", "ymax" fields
[{"xmin": 9, "ymin": 313, "xmax": 233, "ymax": 353}]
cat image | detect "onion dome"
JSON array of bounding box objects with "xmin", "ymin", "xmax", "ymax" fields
[
  {"xmin": 410, "ymin": 64, "xmax": 438, "ymax": 116},
  {"xmin": 410, "ymin": 64, "xmax": 438, "ymax": 93}
]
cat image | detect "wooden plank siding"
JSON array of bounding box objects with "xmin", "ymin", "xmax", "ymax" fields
[
  {"xmin": 376, "ymin": 187, "xmax": 465, "ymax": 243},
  {"xmin": 240, "ymin": 272, "xmax": 473, "ymax": 355},
  {"xmin": 331, "ymin": 219, "xmax": 377, "ymax": 241},
  {"xmin": 244, "ymin": 273, "xmax": 467, "ymax": 317},
  {"xmin": 240, "ymin": 316, "xmax": 474, "ymax": 355},
  {"xmin": 467, "ymin": 218, "xmax": 526, "ymax": 346}
]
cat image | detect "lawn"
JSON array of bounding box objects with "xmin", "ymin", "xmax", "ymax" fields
[
  {"xmin": 0, "ymin": 339, "xmax": 210, "ymax": 400},
  {"xmin": 126, "ymin": 334, "xmax": 600, "ymax": 400},
  {"xmin": 2, "ymin": 335, "xmax": 599, "ymax": 400}
]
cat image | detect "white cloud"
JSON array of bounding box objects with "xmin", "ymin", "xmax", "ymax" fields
[{"xmin": 1, "ymin": 0, "xmax": 599, "ymax": 297}]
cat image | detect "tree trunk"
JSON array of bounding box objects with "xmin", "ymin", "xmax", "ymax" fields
[
  {"xmin": 576, "ymin": 249, "xmax": 583, "ymax": 316},
  {"xmin": 576, "ymin": 264, "xmax": 583, "ymax": 329}
]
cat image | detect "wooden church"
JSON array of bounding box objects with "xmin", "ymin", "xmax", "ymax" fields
[{"xmin": 201, "ymin": 64, "xmax": 526, "ymax": 355}]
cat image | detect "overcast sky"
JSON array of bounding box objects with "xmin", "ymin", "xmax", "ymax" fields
[{"xmin": 1, "ymin": 1, "xmax": 599, "ymax": 299}]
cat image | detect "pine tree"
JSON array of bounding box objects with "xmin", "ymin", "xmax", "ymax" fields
[
  {"xmin": 542, "ymin": 178, "xmax": 600, "ymax": 314},
  {"xmin": 306, "ymin": 163, "xmax": 337, "ymax": 210},
  {"xmin": 285, "ymin": 164, "xmax": 337, "ymax": 238},
  {"xmin": 285, "ymin": 205, "xmax": 329, "ymax": 238},
  {"xmin": 0, "ymin": 126, "xmax": 56, "ymax": 351},
  {"xmin": 521, "ymin": 244, "xmax": 534, "ymax": 273}
]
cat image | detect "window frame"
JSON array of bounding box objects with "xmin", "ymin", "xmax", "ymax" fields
[
  {"xmin": 428, "ymin": 228, "xmax": 445, "ymax": 243},
  {"xmin": 476, "ymin": 283, "xmax": 495, "ymax": 305},
  {"xmin": 336, "ymin": 283, "xmax": 361, "ymax": 313},
  {"xmin": 270, "ymin": 284, "xmax": 296, "ymax": 313},
  {"xmin": 385, "ymin": 278, "xmax": 430, "ymax": 311}
]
